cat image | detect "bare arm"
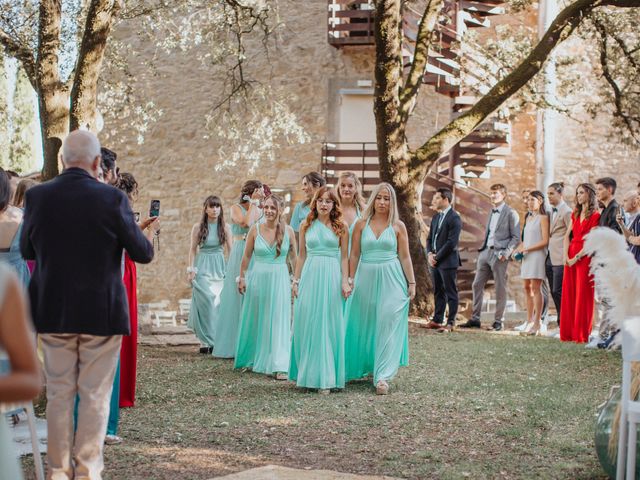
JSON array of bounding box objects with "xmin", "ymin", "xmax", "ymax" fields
[
  {"xmin": 286, "ymin": 226, "xmax": 298, "ymax": 274},
  {"xmin": 525, "ymin": 215, "xmax": 550, "ymax": 252},
  {"xmin": 349, "ymin": 220, "xmax": 365, "ymax": 279},
  {"xmin": 340, "ymin": 224, "xmax": 351, "ymax": 299},
  {"xmin": 231, "ymin": 203, "xmax": 260, "ymax": 229},
  {"xmin": 563, "ymin": 217, "xmax": 573, "ymax": 265},
  {"xmin": 237, "ymin": 226, "xmax": 257, "ymax": 294},
  {"xmin": 224, "ymin": 223, "xmax": 232, "ymax": 258},
  {"xmin": 292, "ymin": 225, "xmax": 308, "ymax": 298},
  {"xmin": 0, "ymin": 275, "xmax": 41, "ymax": 402},
  {"xmin": 396, "ymin": 221, "xmax": 416, "ymax": 299}
]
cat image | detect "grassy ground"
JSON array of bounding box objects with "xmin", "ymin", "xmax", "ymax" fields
[{"xmin": 23, "ymin": 326, "xmax": 620, "ymax": 479}]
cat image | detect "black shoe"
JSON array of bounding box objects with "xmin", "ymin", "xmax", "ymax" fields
[
  {"xmin": 459, "ymin": 320, "xmax": 481, "ymax": 329},
  {"xmin": 488, "ymin": 322, "xmax": 503, "ymax": 332},
  {"xmin": 199, "ymin": 346, "xmax": 212, "ymax": 354}
]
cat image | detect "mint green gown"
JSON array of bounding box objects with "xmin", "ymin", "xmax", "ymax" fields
[
  {"xmin": 344, "ymin": 220, "xmax": 409, "ymax": 384},
  {"xmin": 234, "ymin": 226, "xmax": 292, "ymax": 374},
  {"xmin": 187, "ymin": 223, "xmax": 225, "ymax": 348},
  {"xmin": 289, "ymin": 220, "xmax": 345, "ymax": 389},
  {"xmin": 213, "ymin": 206, "xmax": 249, "ymax": 358}
]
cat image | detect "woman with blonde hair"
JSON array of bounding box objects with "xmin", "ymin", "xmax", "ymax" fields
[
  {"xmin": 235, "ymin": 195, "xmax": 297, "ymax": 379},
  {"xmin": 336, "ymin": 172, "xmax": 365, "ymax": 251},
  {"xmin": 344, "ymin": 182, "xmax": 415, "ymax": 395},
  {"xmin": 560, "ymin": 183, "xmax": 600, "ymax": 342},
  {"xmin": 289, "ymin": 186, "xmax": 350, "ymax": 393}
]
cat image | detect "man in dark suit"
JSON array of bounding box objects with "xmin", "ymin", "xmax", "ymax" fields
[
  {"xmin": 424, "ymin": 188, "xmax": 462, "ymax": 333},
  {"xmin": 20, "ymin": 130, "xmax": 156, "ymax": 480}
]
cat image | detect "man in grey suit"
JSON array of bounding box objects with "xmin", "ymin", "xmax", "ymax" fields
[
  {"xmin": 461, "ymin": 184, "xmax": 520, "ymax": 331},
  {"xmin": 546, "ymin": 182, "xmax": 572, "ymax": 327}
]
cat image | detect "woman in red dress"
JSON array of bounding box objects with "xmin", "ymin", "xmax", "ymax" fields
[{"xmin": 559, "ymin": 183, "xmax": 600, "ymax": 343}]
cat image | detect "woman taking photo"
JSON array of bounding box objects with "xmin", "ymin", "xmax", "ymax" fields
[
  {"xmin": 560, "ymin": 183, "xmax": 600, "ymax": 343},
  {"xmin": 290, "ymin": 172, "xmax": 326, "ymax": 244},
  {"xmin": 513, "ymin": 190, "xmax": 549, "ymax": 336},
  {"xmin": 214, "ymin": 180, "xmax": 264, "ymax": 358},
  {"xmin": 336, "ymin": 172, "xmax": 365, "ymax": 251},
  {"xmin": 344, "ymin": 183, "xmax": 415, "ymax": 395},
  {"xmin": 187, "ymin": 196, "xmax": 231, "ymax": 353},
  {"xmin": 289, "ymin": 187, "xmax": 350, "ymax": 393},
  {"xmin": 235, "ymin": 195, "xmax": 297, "ymax": 379}
]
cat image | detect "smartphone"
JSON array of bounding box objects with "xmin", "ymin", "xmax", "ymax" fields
[
  {"xmin": 134, "ymin": 212, "xmax": 140, "ymax": 223},
  {"xmin": 149, "ymin": 199, "xmax": 160, "ymax": 218}
]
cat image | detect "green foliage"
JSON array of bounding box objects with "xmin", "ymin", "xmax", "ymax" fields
[
  {"xmin": 8, "ymin": 66, "xmax": 37, "ymax": 174},
  {"xmin": 0, "ymin": 56, "xmax": 10, "ymax": 168}
]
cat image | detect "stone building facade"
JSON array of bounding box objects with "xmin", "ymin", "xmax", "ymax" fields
[{"xmin": 104, "ymin": 1, "xmax": 639, "ymax": 311}]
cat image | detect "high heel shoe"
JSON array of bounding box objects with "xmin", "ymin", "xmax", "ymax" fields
[
  {"xmin": 520, "ymin": 324, "xmax": 542, "ymax": 337},
  {"xmin": 514, "ymin": 321, "xmax": 531, "ymax": 332}
]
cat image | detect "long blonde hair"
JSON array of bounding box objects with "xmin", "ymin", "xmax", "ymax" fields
[
  {"xmin": 336, "ymin": 171, "xmax": 365, "ymax": 211},
  {"xmin": 263, "ymin": 195, "xmax": 287, "ymax": 258},
  {"xmin": 362, "ymin": 183, "xmax": 400, "ymax": 227}
]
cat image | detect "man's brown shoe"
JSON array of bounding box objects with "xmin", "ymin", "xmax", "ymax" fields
[{"xmin": 421, "ymin": 320, "xmax": 444, "ymax": 330}]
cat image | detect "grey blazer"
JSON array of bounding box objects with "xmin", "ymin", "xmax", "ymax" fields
[
  {"xmin": 548, "ymin": 201, "xmax": 572, "ymax": 266},
  {"xmin": 479, "ymin": 203, "xmax": 520, "ymax": 259}
]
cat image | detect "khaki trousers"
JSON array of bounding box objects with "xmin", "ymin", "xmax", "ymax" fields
[{"xmin": 40, "ymin": 334, "xmax": 122, "ymax": 480}]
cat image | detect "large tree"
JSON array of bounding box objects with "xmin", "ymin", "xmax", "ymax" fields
[
  {"xmin": 9, "ymin": 66, "xmax": 38, "ymax": 173},
  {"xmin": 372, "ymin": 0, "xmax": 640, "ymax": 313}
]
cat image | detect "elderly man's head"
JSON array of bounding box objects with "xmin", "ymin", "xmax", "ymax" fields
[
  {"xmin": 623, "ymin": 190, "xmax": 640, "ymax": 214},
  {"xmin": 62, "ymin": 130, "xmax": 101, "ymax": 177}
]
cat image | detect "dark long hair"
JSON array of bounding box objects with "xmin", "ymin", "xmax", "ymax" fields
[
  {"xmin": 115, "ymin": 172, "xmax": 138, "ymax": 204},
  {"xmin": 301, "ymin": 186, "xmax": 345, "ymax": 244},
  {"xmin": 574, "ymin": 183, "xmax": 598, "ymax": 218},
  {"xmin": 529, "ymin": 190, "xmax": 547, "ymax": 215},
  {"xmin": 198, "ymin": 196, "xmax": 226, "ymax": 247},
  {"xmin": 240, "ymin": 180, "xmax": 262, "ymax": 203},
  {"xmin": 264, "ymin": 195, "xmax": 286, "ymax": 258},
  {"xmin": 302, "ymin": 171, "xmax": 326, "ymax": 205},
  {"xmin": 0, "ymin": 168, "xmax": 11, "ymax": 212}
]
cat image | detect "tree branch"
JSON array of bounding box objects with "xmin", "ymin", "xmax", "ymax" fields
[
  {"xmin": 411, "ymin": 0, "xmax": 640, "ymax": 168},
  {"xmin": 0, "ymin": 29, "xmax": 37, "ymax": 89},
  {"xmin": 398, "ymin": 0, "xmax": 444, "ymax": 122}
]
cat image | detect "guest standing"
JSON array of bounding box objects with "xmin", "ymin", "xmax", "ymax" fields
[
  {"xmin": 345, "ymin": 183, "xmax": 415, "ymax": 394},
  {"xmin": 461, "ymin": 184, "xmax": 520, "ymax": 331},
  {"xmin": 424, "ymin": 188, "xmax": 462, "ymax": 332},
  {"xmin": 101, "ymin": 147, "xmax": 119, "ymax": 185},
  {"xmin": 514, "ymin": 191, "xmax": 549, "ymax": 336},
  {"xmin": 214, "ymin": 180, "xmax": 264, "ymax": 358},
  {"xmin": 235, "ymin": 195, "xmax": 297, "ymax": 378},
  {"xmin": 546, "ymin": 182, "xmax": 572, "ymax": 327},
  {"xmin": 336, "ymin": 171, "xmax": 364, "ymax": 250},
  {"xmin": 290, "ymin": 172, "xmax": 326, "ymax": 245},
  {"xmin": 20, "ymin": 131, "xmax": 155, "ymax": 480},
  {"xmin": 290, "ymin": 187, "xmax": 350, "ymax": 393},
  {"xmin": 0, "ymin": 169, "xmax": 30, "ymax": 286},
  {"xmin": 13, "ymin": 178, "xmax": 38, "ymax": 210},
  {"xmin": 0, "ymin": 263, "xmax": 41, "ymax": 480},
  {"xmin": 618, "ymin": 208, "xmax": 640, "ymax": 264},
  {"xmin": 621, "ymin": 190, "xmax": 639, "ymax": 228},
  {"xmin": 559, "ymin": 183, "xmax": 600, "ymax": 343},
  {"xmin": 187, "ymin": 196, "xmax": 231, "ymax": 353}
]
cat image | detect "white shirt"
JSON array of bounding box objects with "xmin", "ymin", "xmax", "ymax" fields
[
  {"xmin": 487, "ymin": 203, "xmax": 505, "ymax": 248},
  {"xmin": 433, "ymin": 206, "xmax": 451, "ymax": 250},
  {"xmin": 550, "ymin": 200, "xmax": 566, "ymax": 226}
]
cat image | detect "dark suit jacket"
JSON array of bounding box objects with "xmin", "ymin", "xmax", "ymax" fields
[
  {"xmin": 599, "ymin": 199, "xmax": 623, "ymax": 234},
  {"xmin": 20, "ymin": 168, "xmax": 154, "ymax": 336},
  {"xmin": 427, "ymin": 208, "xmax": 462, "ymax": 269}
]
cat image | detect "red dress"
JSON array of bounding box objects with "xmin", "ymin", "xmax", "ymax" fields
[
  {"xmin": 559, "ymin": 211, "xmax": 601, "ymax": 343},
  {"xmin": 120, "ymin": 253, "xmax": 138, "ymax": 407}
]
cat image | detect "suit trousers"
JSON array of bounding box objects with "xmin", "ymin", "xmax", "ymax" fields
[
  {"xmin": 545, "ymin": 256, "xmax": 564, "ymax": 324},
  {"xmin": 40, "ymin": 334, "xmax": 122, "ymax": 480},
  {"xmin": 471, "ymin": 249, "xmax": 509, "ymax": 323},
  {"xmin": 430, "ymin": 266, "xmax": 459, "ymax": 325}
]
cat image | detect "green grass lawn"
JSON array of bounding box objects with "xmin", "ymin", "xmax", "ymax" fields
[{"xmin": 24, "ymin": 326, "xmax": 621, "ymax": 479}]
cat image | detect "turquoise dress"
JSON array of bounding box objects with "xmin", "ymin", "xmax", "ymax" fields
[
  {"xmin": 344, "ymin": 220, "xmax": 409, "ymax": 384},
  {"xmin": 347, "ymin": 209, "xmax": 361, "ymax": 254},
  {"xmin": 187, "ymin": 223, "xmax": 226, "ymax": 348},
  {"xmin": 234, "ymin": 225, "xmax": 292, "ymax": 374},
  {"xmin": 289, "ymin": 220, "xmax": 345, "ymax": 389},
  {"xmin": 0, "ymin": 224, "xmax": 29, "ymax": 287},
  {"xmin": 214, "ymin": 206, "xmax": 249, "ymax": 358},
  {"xmin": 290, "ymin": 201, "xmax": 310, "ymax": 233}
]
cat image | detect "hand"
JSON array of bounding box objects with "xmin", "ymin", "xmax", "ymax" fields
[
  {"xmin": 292, "ymin": 283, "xmax": 299, "ymax": 298},
  {"xmin": 251, "ymin": 187, "xmax": 264, "ymax": 200},
  {"xmin": 237, "ymin": 277, "xmax": 246, "ymax": 295},
  {"xmin": 140, "ymin": 216, "xmax": 158, "ymax": 230},
  {"xmin": 408, "ymin": 284, "xmax": 416, "ymax": 300},
  {"xmin": 498, "ymin": 254, "xmax": 507, "ymax": 262},
  {"xmin": 187, "ymin": 271, "xmax": 196, "ymax": 283},
  {"xmin": 147, "ymin": 217, "xmax": 160, "ymax": 234},
  {"xmin": 342, "ymin": 281, "xmax": 352, "ymax": 299},
  {"xmin": 616, "ymin": 213, "xmax": 624, "ymax": 225},
  {"xmin": 427, "ymin": 253, "xmax": 436, "ymax": 268}
]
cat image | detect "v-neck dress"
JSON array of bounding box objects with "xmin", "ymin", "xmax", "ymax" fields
[
  {"xmin": 344, "ymin": 220, "xmax": 409, "ymax": 384},
  {"xmin": 289, "ymin": 220, "xmax": 346, "ymax": 389},
  {"xmin": 234, "ymin": 225, "xmax": 292, "ymax": 374}
]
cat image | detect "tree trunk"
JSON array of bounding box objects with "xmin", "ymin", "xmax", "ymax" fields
[{"xmin": 38, "ymin": 87, "xmax": 69, "ymax": 180}]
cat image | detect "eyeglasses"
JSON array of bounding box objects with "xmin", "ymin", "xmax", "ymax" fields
[{"xmin": 316, "ymin": 199, "xmax": 334, "ymax": 205}]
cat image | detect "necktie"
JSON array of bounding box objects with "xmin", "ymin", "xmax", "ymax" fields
[
  {"xmin": 492, "ymin": 209, "xmax": 499, "ymax": 214},
  {"xmin": 552, "ymin": 207, "xmax": 558, "ymax": 213}
]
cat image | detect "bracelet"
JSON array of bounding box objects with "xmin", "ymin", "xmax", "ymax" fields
[
  {"xmin": 236, "ymin": 276, "xmax": 245, "ymax": 283},
  {"xmin": 292, "ymin": 278, "xmax": 300, "ymax": 285},
  {"xmin": 408, "ymin": 282, "xmax": 416, "ymax": 285},
  {"xmin": 187, "ymin": 266, "xmax": 198, "ymax": 274},
  {"xmin": 347, "ymin": 277, "xmax": 353, "ymax": 286}
]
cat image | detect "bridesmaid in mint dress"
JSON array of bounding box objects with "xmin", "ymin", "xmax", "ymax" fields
[
  {"xmin": 290, "ymin": 187, "xmax": 351, "ymax": 393},
  {"xmin": 345, "ymin": 183, "xmax": 416, "ymax": 395},
  {"xmin": 213, "ymin": 180, "xmax": 264, "ymax": 358},
  {"xmin": 336, "ymin": 171, "xmax": 365, "ymax": 252},
  {"xmin": 289, "ymin": 172, "xmax": 326, "ymax": 246},
  {"xmin": 187, "ymin": 196, "xmax": 231, "ymax": 352},
  {"xmin": 235, "ymin": 195, "xmax": 297, "ymax": 378}
]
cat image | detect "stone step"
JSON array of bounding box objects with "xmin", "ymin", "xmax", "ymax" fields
[{"xmin": 212, "ymin": 465, "xmax": 400, "ymax": 480}]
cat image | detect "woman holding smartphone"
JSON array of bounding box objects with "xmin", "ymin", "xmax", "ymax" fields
[
  {"xmin": 235, "ymin": 195, "xmax": 297, "ymax": 379},
  {"xmin": 214, "ymin": 180, "xmax": 264, "ymax": 358},
  {"xmin": 289, "ymin": 187, "xmax": 350, "ymax": 393}
]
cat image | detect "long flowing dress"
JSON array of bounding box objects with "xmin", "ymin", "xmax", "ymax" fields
[
  {"xmin": 188, "ymin": 223, "xmax": 226, "ymax": 349},
  {"xmin": 559, "ymin": 211, "xmax": 601, "ymax": 342},
  {"xmin": 290, "ymin": 201, "xmax": 310, "ymax": 233},
  {"xmin": 344, "ymin": 221, "xmax": 409, "ymax": 383},
  {"xmin": 289, "ymin": 220, "xmax": 345, "ymax": 389},
  {"xmin": 214, "ymin": 208, "xmax": 249, "ymax": 358},
  {"xmin": 234, "ymin": 225, "xmax": 291, "ymax": 374},
  {"xmin": 119, "ymin": 253, "xmax": 138, "ymax": 408},
  {"xmin": 0, "ymin": 224, "xmax": 29, "ymax": 287},
  {"xmin": 521, "ymin": 214, "xmax": 547, "ymax": 279}
]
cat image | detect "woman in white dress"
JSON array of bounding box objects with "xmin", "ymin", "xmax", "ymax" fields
[{"xmin": 514, "ymin": 190, "xmax": 549, "ymax": 336}]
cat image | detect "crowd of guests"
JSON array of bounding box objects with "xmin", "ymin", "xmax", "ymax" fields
[{"xmin": 424, "ymin": 178, "xmax": 640, "ymax": 349}]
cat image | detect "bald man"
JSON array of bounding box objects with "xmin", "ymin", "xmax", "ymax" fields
[
  {"xmin": 20, "ymin": 130, "xmax": 156, "ymax": 480},
  {"xmin": 622, "ymin": 190, "xmax": 639, "ymax": 227}
]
